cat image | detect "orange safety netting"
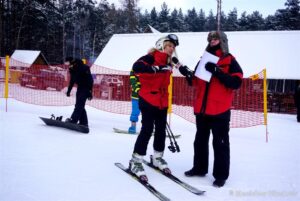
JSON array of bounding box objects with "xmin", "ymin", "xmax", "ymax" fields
[{"xmin": 1, "ymin": 58, "xmax": 267, "ymax": 128}]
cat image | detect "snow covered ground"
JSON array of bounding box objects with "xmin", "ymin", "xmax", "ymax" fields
[{"xmin": 0, "ymin": 98, "xmax": 299, "ymax": 201}]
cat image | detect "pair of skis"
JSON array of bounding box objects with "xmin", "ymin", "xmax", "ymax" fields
[{"xmin": 115, "ymin": 159, "xmax": 205, "ymax": 201}]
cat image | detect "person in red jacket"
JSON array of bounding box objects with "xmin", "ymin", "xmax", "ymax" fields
[
  {"xmin": 180, "ymin": 31, "xmax": 243, "ymax": 187},
  {"xmin": 128, "ymin": 34, "xmax": 179, "ymax": 181}
]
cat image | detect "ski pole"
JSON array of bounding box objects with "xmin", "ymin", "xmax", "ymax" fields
[
  {"xmin": 166, "ymin": 122, "xmax": 180, "ymax": 152},
  {"xmin": 166, "ymin": 124, "xmax": 176, "ymax": 153}
]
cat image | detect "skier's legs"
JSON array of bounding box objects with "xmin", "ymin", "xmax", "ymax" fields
[
  {"xmin": 211, "ymin": 118, "xmax": 230, "ymax": 180},
  {"xmin": 79, "ymin": 109, "xmax": 88, "ymax": 126},
  {"xmin": 153, "ymin": 108, "xmax": 168, "ymax": 152},
  {"xmin": 130, "ymin": 98, "xmax": 140, "ymax": 122},
  {"xmin": 71, "ymin": 89, "xmax": 87, "ymax": 123},
  {"xmin": 133, "ymin": 98, "xmax": 155, "ymax": 155},
  {"xmin": 193, "ymin": 114, "xmax": 211, "ymax": 173},
  {"xmin": 297, "ymin": 103, "xmax": 300, "ymax": 122}
]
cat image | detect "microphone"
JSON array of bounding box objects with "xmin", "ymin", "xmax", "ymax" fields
[
  {"xmin": 172, "ymin": 57, "xmax": 180, "ymax": 65},
  {"xmin": 172, "ymin": 57, "xmax": 182, "ymax": 68},
  {"xmin": 172, "ymin": 57, "xmax": 193, "ymax": 86}
]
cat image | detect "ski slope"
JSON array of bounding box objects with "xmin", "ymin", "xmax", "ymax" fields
[{"xmin": 0, "ymin": 98, "xmax": 299, "ymax": 201}]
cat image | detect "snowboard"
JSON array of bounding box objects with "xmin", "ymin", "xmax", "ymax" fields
[
  {"xmin": 113, "ymin": 128, "xmax": 181, "ymax": 138},
  {"xmin": 40, "ymin": 116, "xmax": 89, "ymax": 134}
]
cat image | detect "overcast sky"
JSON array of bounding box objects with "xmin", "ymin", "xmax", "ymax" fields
[{"xmin": 105, "ymin": 0, "xmax": 287, "ymax": 17}]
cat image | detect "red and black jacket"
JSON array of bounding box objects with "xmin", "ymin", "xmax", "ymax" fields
[
  {"xmin": 132, "ymin": 50, "xmax": 171, "ymax": 109},
  {"xmin": 194, "ymin": 49, "xmax": 243, "ymax": 115}
]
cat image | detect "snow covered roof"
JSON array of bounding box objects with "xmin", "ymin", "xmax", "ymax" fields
[
  {"xmin": 148, "ymin": 24, "xmax": 161, "ymax": 33},
  {"xmin": 92, "ymin": 31, "xmax": 300, "ymax": 79},
  {"xmin": 10, "ymin": 50, "xmax": 48, "ymax": 68}
]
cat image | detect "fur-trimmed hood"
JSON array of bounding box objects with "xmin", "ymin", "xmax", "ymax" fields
[{"xmin": 206, "ymin": 31, "xmax": 229, "ymax": 55}]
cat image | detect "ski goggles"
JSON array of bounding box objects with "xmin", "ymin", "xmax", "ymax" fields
[{"xmin": 166, "ymin": 34, "xmax": 179, "ymax": 46}]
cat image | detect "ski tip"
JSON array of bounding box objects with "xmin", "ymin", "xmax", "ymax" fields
[{"xmin": 195, "ymin": 191, "xmax": 206, "ymax": 195}]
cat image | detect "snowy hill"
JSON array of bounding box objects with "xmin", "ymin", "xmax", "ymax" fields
[{"xmin": 0, "ymin": 98, "xmax": 299, "ymax": 201}]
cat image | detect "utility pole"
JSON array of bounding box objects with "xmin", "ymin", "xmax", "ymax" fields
[{"xmin": 216, "ymin": 0, "xmax": 222, "ymax": 31}]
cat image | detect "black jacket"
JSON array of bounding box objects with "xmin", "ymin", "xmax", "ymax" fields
[{"xmin": 67, "ymin": 59, "xmax": 93, "ymax": 93}]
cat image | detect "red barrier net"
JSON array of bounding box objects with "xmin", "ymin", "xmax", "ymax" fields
[{"xmin": 1, "ymin": 59, "xmax": 268, "ymax": 128}]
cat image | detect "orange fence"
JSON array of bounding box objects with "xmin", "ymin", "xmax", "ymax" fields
[{"xmin": 1, "ymin": 58, "xmax": 296, "ymax": 128}]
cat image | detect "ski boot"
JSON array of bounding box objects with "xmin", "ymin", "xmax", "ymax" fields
[
  {"xmin": 213, "ymin": 179, "xmax": 226, "ymax": 187},
  {"xmin": 129, "ymin": 153, "xmax": 148, "ymax": 181},
  {"xmin": 128, "ymin": 125, "xmax": 136, "ymax": 134},
  {"xmin": 151, "ymin": 151, "xmax": 171, "ymax": 174}
]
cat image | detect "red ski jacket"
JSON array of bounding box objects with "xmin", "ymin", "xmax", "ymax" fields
[
  {"xmin": 133, "ymin": 50, "xmax": 171, "ymax": 109},
  {"xmin": 194, "ymin": 52, "xmax": 243, "ymax": 115}
]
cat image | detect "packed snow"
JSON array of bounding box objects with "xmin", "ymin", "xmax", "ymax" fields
[{"xmin": 0, "ymin": 98, "xmax": 299, "ymax": 201}]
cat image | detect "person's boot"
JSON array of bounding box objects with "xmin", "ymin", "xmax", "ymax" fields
[
  {"xmin": 184, "ymin": 168, "xmax": 206, "ymax": 177},
  {"xmin": 65, "ymin": 118, "xmax": 76, "ymax": 124},
  {"xmin": 151, "ymin": 151, "xmax": 171, "ymax": 174},
  {"xmin": 213, "ymin": 179, "xmax": 226, "ymax": 187},
  {"xmin": 128, "ymin": 125, "xmax": 136, "ymax": 134},
  {"xmin": 129, "ymin": 153, "xmax": 147, "ymax": 181}
]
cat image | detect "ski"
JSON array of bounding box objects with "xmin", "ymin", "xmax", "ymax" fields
[
  {"xmin": 143, "ymin": 158, "xmax": 205, "ymax": 195},
  {"xmin": 113, "ymin": 128, "xmax": 181, "ymax": 138},
  {"xmin": 115, "ymin": 163, "xmax": 171, "ymax": 201}
]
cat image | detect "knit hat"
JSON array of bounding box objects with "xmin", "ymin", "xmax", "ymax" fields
[{"xmin": 207, "ymin": 31, "xmax": 229, "ymax": 55}]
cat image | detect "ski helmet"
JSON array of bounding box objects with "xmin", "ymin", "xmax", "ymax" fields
[{"xmin": 155, "ymin": 34, "xmax": 179, "ymax": 51}]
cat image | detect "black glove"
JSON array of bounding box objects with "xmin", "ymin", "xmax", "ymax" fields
[
  {"xmin": 179, "ymin": 66, "xmax": 193, "ymax": 86},
  {"xmin": 185, "ymin": 71, "xmax": 193, "ymax": 86},
  {"xmin": 179, "ymin": 65, "xmax": 189, "ymax": 76},
  {"xmin": 205, "ymin": 62, "xmax": 221, "ymax": 74},
  {"xmin": 66, "ymin": 91, "xmax": 70, "ymax": 97},
  {"xmin": 87, "ymin": 90, "xmax": 93, "ymax": 100}
]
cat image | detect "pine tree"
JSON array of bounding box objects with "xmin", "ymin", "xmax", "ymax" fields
[
  {"xmin": 205, "ymin": 10, "xmax": 217, "ymax": 31},
  {"xmin": 238, "ymin": 11, "xmax": 249, "ymax": 31},
  {"xmin": 225, "ymin": 8, "xmax": 239, "ymax": 31},
  {"xmin": 158, "ymin": 2, "xmax": 170, "ymax": 32},
  {"xmin": 185, "ymin": 8, "xmax": 199, "ymax": 32},
  {"xmin": 198, "ymin": 9, "xmax": 206, "ymax": 31},
  {"xmin": 284, "ymin": 0, "xmax": 300, "ymax": 29},
  {"xmin": 149, "ymin": 8, "xmax": 159, "ymax": 31},
  {"xmin": 169, "ymin": 9, "xmax": 180, "ymax": 32},
  {"xmin": 247, "ymin": 11, "xmax": 265, "ymax": 30},
  {"xmin": 120, "ymin": 0, "xmax": 139, "ymax": 33}
]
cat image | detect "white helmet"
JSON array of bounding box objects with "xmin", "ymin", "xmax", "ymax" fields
[{"xmin": 155, "ymin": 34, "xmax": 179, "ymax": 51}]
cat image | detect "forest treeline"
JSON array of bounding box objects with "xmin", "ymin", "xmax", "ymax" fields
[{"xmin": 0, "ymin": 0, "xmax": 299, "ymax": 63}]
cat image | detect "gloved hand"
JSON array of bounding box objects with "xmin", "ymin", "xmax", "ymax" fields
[
  {"xmin": 205, "ymin": 62, "xmax": 220, "ymax": 74},
  {"xmin": 66, "ymin": 91, "xmax": 71, "ymax": 97},
  {"xmin": 87, "ymin": 90, "xmax": 93, "ymax": 100},
  {"xmin": 185, "ymin": 71, "xmax": 193, "ymax": 86},
  {"xmin": 179, "ymin": 66, "xmax": 193, "ymax": 86},
  {"xmin": 179, "ymin": 65, "xmax": 190, "ymax": 76},
  {"xmin": 152, "ymin": 66, "xmax": 159, "ymax": 72},
  {"xmin": 159, "ymin": 65, "xmax": 172, "ymax": 72}
]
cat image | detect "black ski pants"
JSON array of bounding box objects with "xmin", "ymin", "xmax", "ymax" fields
[
  {"xmin": 193, "ymin": 113, "xmax": 230, "ymax": 180},
  {"xmin": 71, "ymin": 88, "xmax": 89, "ymax": 126},
  {"xmin": 296, "ymin": 100, "xmax": 300, "ymax": 122},
  {"xmin": 133, "ymin": 98, "xmax": 168, "ymax": 156}
]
